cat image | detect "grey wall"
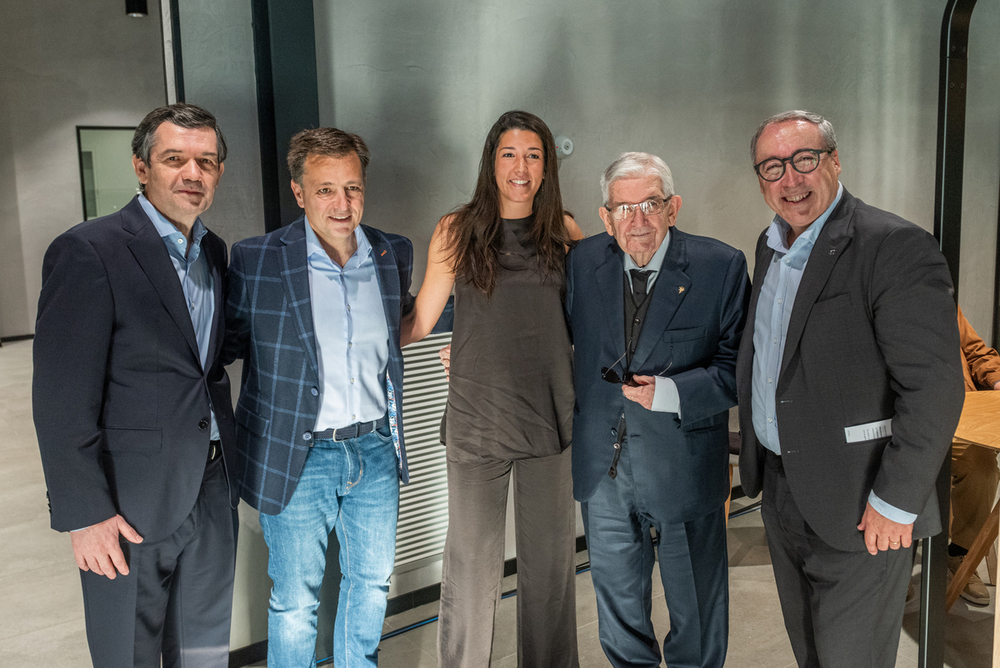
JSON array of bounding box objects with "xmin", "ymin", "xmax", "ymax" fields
[
  {"xmin": 0, "ymin": 1, "xmax": 167, "ymax": 337},
  {"xmin": 315, "ymin": 0, "xmax": 1000, "ymax": 337},
  {"xmin": 177, "ymin": 0, "xmax": 267, "ymax": 250}
]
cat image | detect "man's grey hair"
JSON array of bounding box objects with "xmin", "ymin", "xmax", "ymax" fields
[
  {"xmin": 749, "ymin": 110, "xmax": 837, "ymax": 166},
  {"xmin": 600, "ymin": 152, "xmax": 675, "ymax": 205}
]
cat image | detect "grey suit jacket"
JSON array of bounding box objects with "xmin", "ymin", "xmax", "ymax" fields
[{"xmin": 737, "ymin": 189, "xmax": 965, "ymax": 551}]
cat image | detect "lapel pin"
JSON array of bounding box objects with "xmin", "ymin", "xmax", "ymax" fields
[
  {"xmin": 381, "ymin": 250, "xmax": 387, "ymax": 257},
  {"xmin": 829, "ymin": 249, "xmax": 836, "ymax": 255},
  {"xmin": 678, "ymin": 286, "xmax": 685, "ymax": 294}
]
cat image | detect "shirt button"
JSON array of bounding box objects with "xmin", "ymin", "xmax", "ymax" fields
[
  {"xmin": 767, "ymin": 377, "xmax": 773, "ymax": 383},
  {"xmin": 776, "ymin": 298, "xmax": 782, "ymax": 304},
  {"xmin": 767, "ymin": 418, "xmax": 773, "ymax": 423},
  {"xmin": 352, "ymin": 414, "xmax": 356, "ymax": 420},
  {"xmin": 350, "ymin": 378, "xmax": 355, "ymax": 384},
  {"xmin": 773, "ymin": 337, "xmax": 778, "ymax": 344},
  {"xmin": 311, "ymin": 387, "xmax": 319, "ymax": 396},
  {"xmin": 348, "ymin": 342, "xmax": 353, "ymax": 348},
  {"xmin": 347, "ymin": 305, "xmax": 351, "ymax": 312},
  {"xmin": 634, "ymin": 317, "xmax": 641, "ymax": 325},
  {"xmin": 303, "ymin": 432, "xmax": 312, "ymax": 441}
]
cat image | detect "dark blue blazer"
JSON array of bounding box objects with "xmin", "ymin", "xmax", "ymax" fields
[
  {"xmin": 33, "ymin": 196, "xmax": 237, "ymax": 543},
  {"xmin": 566, "ymin": 228, "xmax": 750, "ymax": 523},
  {"xmin": 223, "ymin": 218, "xmax": 414, "ymax": 515}
]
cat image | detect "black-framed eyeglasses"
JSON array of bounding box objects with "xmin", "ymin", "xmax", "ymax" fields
[
  {"xmin": 754, "ymin": 149, "xmax": 833, "ymax": 182},
  {"xmin": 604, "ymin": 195, "xmax": 672, "ymax": 222}
]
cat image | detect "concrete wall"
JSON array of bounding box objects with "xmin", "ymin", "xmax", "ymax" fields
[
  {"xmin": 315, "ymin": 0, "xmax": 1000, "ymax": 337},
  {"xmin": 0, "ymin": 1, "xmax": 166, "ymax": 337}
]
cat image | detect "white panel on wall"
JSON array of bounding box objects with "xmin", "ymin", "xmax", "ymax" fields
[{"xmin": 396, "ymin": 332, "xmax": 452, "ymax": 569}]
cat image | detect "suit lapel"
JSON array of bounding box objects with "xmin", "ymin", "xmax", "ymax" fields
[
  {"xmin": 594, "ymin": 241, "xmax": 627, "ymax": 362},
  {"xmin": 365, "ymin": 226, "xmax": 400, "ymax": 337},
  {"xmin": 205, "ymin": 234, "xmax": 225, "ymax": 370},
  {"xmin": 279, "ymin": 219, "xmax": 319, "ymax": 374},
  {"xmin": 779, "ymin": 192, "xmax": 855, "ymax": 380},
  {"xmin": 123, "ymin": 198, "xmax": 201, "ymax": 364},
  {"xmin": 630, "ymin": 229, "xmax": 691, "ymax": 371}
]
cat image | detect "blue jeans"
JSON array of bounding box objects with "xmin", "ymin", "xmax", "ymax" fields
[{"xmin": 259, "ymin": 424, "xmax": 399, "ymax": 668}]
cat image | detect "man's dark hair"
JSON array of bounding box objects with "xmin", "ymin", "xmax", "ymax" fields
[
  {"xmin": 131, "ymin": 103, "xmax": 227, "ymax": 192},
  {"xmin": 286, "ymin": 128, "xmax": 370, "ymax": 185}
]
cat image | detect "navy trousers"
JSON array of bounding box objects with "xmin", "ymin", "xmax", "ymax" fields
[{"xmin": 582, "ymin": 443, "xmax": 729, "ymax": 668}]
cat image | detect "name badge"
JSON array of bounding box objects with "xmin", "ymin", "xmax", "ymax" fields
[{"xmin": 844, "ymin": 419, "xmax": 892, "ymax": 443}]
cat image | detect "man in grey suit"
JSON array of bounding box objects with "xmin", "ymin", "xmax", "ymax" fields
[
  {"xmin": 737, "ymin": 110, "xmax": 965, "ymax": 667},
  {"xmin": 33, "ymin": 103, "xmax": 237, "ymax": 667}
]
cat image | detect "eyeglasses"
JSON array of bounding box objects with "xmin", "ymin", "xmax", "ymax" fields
[
  {"xmin": 754, "ymin": 148, "xmax": 833, "ymax": 182},
  {"xmin": 601, "ymin": 349, "xmax": 633, "ymax": 385},
  {"xmin": 601, "ymin": 352, "xmax": 672, "ymax": 387},
  {"xmin": 605, "ymin": 195, "xmax": 672, "ymax": 222}
]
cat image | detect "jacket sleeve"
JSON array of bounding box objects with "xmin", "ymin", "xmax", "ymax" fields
[
  {"xmin": 958, "ymin": 305, "xmax": 1000, "ymax": 390},
  {"xmin": 869, "ymin": 225, "xmax": 965, "ymax": 514},
  {"xmin": 671, "ymin": 249, "xmax": 751, "ymax": 425},
  {"xmin": 221, "ymin": 242, "xmax": 251, "ymax": 367},
  {"xmin": 32, "ymin": 231, "xmax": 118, "ymax": 532}
]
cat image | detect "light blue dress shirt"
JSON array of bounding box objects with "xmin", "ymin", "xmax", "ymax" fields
[
  {"xmin": 750, "ymin": 184, "xmax": 914, "ymax": 524},
  {"xmin": 621, "ymin": 230, "xmax": 681, "ymax": 414},
  {"xmin": 138, "ymin": 195, "xmax": 219, "ymax": 441},
  {"xmin": 305, "ymin": 221, "xmax": 390, "ymax": 431}
]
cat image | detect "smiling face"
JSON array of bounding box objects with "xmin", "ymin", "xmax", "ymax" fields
[
  {"xmin": 599, "ymin": 173, "xmax": 681, "ymax": 267},
  {"xmin": 291, "ymin": 152, "xmax": 365, "ymax": 261},
  {"xmin": 755, "ymin": 119, "xmax": 841, "ymax": 241},
  {"xmin": 494, "ymin": 129, "xmax": 545, "ymax": 218},
  {"xmin": 132, "ymin": 121, "xmax": 224, "ymax": 231}
]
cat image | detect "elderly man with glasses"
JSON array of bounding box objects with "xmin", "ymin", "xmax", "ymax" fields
[
  {"xmin": 565, "ymin": 152, "xmax": 750, "ymax": 668},
  {"xmin": 736, "ymin": 110, "xmax": 964, "ymax": 667}
]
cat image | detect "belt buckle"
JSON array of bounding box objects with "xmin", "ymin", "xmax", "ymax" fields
[{"xmin": 335, "ymin": 424, "xmax": 359, "ymax": 442}]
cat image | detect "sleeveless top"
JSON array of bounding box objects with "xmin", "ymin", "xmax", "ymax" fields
[{"xmin": 443, "ymin": 215, "xmax": 574, "ymax": 460}]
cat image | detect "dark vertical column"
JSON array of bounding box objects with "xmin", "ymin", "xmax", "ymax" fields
[
  {"xmin": 922, "ymin": 2, "xmax": 977, "ymax": 667},
  {"xmin": 251, "ymin": 0, "xmax": 319, "ymax": 232},
  {"xmin": 168, "ymin": 0, "xmax": 184, "ymax": 102}
]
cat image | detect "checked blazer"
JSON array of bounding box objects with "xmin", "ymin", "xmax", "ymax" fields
[{"xmin": 223, "ymin": 218, "xmax": 414, "ymax": 515}]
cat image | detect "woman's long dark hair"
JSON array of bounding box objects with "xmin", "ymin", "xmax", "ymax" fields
[{"xmin": 446, "ymin": 111, "xmax": 572, "ymax": 297}]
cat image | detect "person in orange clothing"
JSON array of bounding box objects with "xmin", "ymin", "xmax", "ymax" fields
[{"xmin": 950, "ymin": 305, "xmax": 1000, "ymax": 605}]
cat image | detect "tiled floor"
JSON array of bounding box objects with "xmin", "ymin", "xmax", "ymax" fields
[{"xmin": 0, "ymin": 338, "xmax": 994, "ymax": 667}]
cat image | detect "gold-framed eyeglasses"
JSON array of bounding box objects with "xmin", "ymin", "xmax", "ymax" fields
[
  {"xmin": 605, "ymin": 195, "xmax": 672, "ymax": 222},
  {"xmin": 754, "ymin": 148, "xmax": 833, "ymax": 182}
]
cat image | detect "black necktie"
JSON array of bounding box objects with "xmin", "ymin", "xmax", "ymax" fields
[{"xmin": 630, "ymin": 269, "xmax": 651, "ymax": 304}]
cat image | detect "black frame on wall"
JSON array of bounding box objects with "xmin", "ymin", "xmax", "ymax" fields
[{"xmin": 74, "ymin": 125, "xmax": 138, "ymax": 222}]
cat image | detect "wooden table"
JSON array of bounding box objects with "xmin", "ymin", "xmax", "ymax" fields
[{"xmin": 943, "ymin": 392, "xmax": 1000, "ymax": 667}]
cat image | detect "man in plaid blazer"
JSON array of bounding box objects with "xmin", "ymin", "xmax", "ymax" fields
[{"xmin": 224, "ymin": 128, "xmax": 413, "ymax": 667}]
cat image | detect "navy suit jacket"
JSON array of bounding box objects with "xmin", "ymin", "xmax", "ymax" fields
[
  {"xmin": 566, "ymin": 228, "xmax": 750, "ymax": 523},
  {"xmin": 33, "ymin": 196, "xmax": 237, "ymax": 543},
  {"xmin": 737, "ymin": 189, "xmax": 965, "ymax": 551},
  {"xmin": 223, "ymin": 218, "xmax": 414, "ymax": 515}
]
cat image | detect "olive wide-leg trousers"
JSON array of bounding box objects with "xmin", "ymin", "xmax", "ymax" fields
[{"xmin": 436, "ymin": 447, "xmax": 579, "ymax": 668}]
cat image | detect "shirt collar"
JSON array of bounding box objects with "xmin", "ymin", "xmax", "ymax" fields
[
  {"xmin": 622, "ymin": 228, "xmax": 671, "ymax": 276},
  {"xmin": 138, "ymin": 194, "xmax": 207, "ymax": 256},
  {"xmin": 765, "ymin": 182, "xmax": 843, "ymax": 268},
  {"xmin": 304, "ymin": 218, "xmax": 371, "ymax": 268}
]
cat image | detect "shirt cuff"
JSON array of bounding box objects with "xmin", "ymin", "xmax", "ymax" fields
[
  {"xmin": 652, "ymin": 376, "xmax": 681, "ymax": 416},
  {"xmin": 868, "ymin": 491, "xmax": 917, "ymax": 525}
]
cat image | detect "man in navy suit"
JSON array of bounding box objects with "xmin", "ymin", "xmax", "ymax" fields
[
  {"xmin": 33, "ymin": 103, "xmax": 237, "ymax": 667},
  {"xmin": 566, "ymin": 152, "xmax": 749, "ymax": 668},
  {"xmin": 224, "ymin": 128, "xmax": 413, "ymax": 667}
]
